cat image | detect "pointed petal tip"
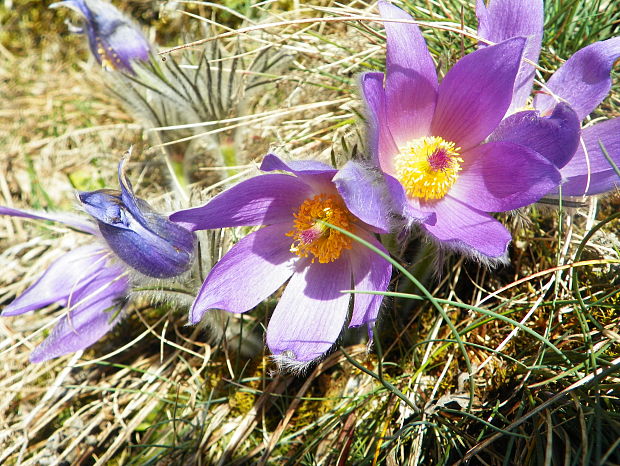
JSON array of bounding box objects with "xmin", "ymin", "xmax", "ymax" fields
[
  {"xmin": 188, "ymin": 306, "xmax": 205, "ymax": 325},
  {"xmin": 377, "ymin": 0, "xmax": 411, "ymax": 19},
  {"xmin": 535, "ymin": 37, "xmax": 620, "ymax": 120},
  {"xmin": 169, "ymin": 173, "xmax": 311, "ymax": 231},
  {"xmin": 432, "ymin": 36, "xmax": 526, "ymax": 149},
  {"xmin": 260, "ymin": 153, "xmax": 335, "ymax": 176},
  {"xmin": 475, "ymin": 0, "xmax": 544, "ymax": 111},
  {"xmin": 259, "ymin": 153, "xmax": 281, "ymax": 170},
  {"xmin": 378, "ymin": 0, "xmax": 438, "ymax": 145}
]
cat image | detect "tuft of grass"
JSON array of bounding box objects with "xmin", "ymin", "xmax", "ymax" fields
[{"xmin": 0, "ymin": 0, "xmax": 619, "ymax": 465}]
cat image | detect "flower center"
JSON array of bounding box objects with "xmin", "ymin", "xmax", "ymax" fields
[
  {"xmin": 96, "ymin": 38, "xmax": 122, "ymax": 70},
  {"xmin": 287, "ymin": 194, "xmax": 354, "ymax": 263},
  {"xmin": 394, "ymin": 136, "xmax": 463, "ymax": 201}
]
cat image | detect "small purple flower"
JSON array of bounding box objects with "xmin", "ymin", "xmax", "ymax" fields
[
  {"xmin": 477, "ymin": 0, "xmax": 620, "ymax": 196},
  {"xmin": 50, "ymin": 0, "xmax": 150, "ymax": 73},
  {"xmin": 360, "ymin": 1, "xmax": 579, "ymax": 260},
  {"xmin": 1, "ymin": 159, "xmax": 195, "ymax": 361},
  {"xmin": 170, "ymin": 154, "xmax": 392, "ymax": 368},
  {"xmin": 0, "ymin": 208, "xmax": 129, "ymax": 362},
  {"xmin": 79, "ymin": 158, "xmax": 197, "ymax": 278}
]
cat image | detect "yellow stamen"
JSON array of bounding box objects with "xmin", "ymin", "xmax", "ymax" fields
[
  {"xmin": 96, "ymin": 39, "xmax": 118, "ymax": 70},
  {"xmin": 517, "ymin": 103, "xmax": 536, "ymax": 112},
  {"xmin": 394, "ymin": 136, "xmax": 463, "ymax": 201},
  {"xmin": 287, "ymin": 194, "xmax": 354, "ymax": 263}
]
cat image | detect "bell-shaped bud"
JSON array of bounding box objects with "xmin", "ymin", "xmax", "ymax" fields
[
  {"xmin": 50, "ymin": 0, "xmax": 151, "ymax": 73},
  {"xmin": 79, "ymin": 158, "xmax": 196, "ymax": 278}
]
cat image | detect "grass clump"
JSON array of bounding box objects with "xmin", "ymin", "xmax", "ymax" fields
[{"xmin": 0, "ymin": 0, "xmax": 619, "ymax": 464}]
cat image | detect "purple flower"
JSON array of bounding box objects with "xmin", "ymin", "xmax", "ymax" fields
[
  {"xmin": 1, "ymin": 159, "xmax": 195, "ymax": 361},
  {"xmin": 50, "ymin": 0, "xmax": 150, "ymax": 73},
  {"xmin": 477, "ymin": 0, "xmax": 620, "ymax": 196},
  {"xmin": 360, "ymin": 2, "xmax": 578, "ymax": 260},
  {"xmin": 79, "ymin": 158, "xmax": 197, "ymax": 278},
  {"xmin": 0, "ymin": 208, "xmax": 129, "ymax": 362},
  {"xmin": 170, "ymin": 154, "xmax": 392, "ymax": 368}
]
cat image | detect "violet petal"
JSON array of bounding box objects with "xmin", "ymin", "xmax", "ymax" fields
[
  {"xmin": 80, "ymin": 160, "xmax": 197, "ymax": 278},
  {"xmin": 79, "ymin": 189, "xmax": 127, "ymax": 228},
  {"xmin": 189, "ymin": 223, "xmax": 297, "ymax": 324},
  {"xmin": 260, "ymin": 153, "xmax": 337, "ymax": 188},
  {"xmin": 29, "ymin": 266, "xmax": 129, "ymax": 363},
  {"xmin": 333, "ymin": 161, "xmax": 392, "ymax": 233},
  {"xmin": 431, "ymin": 37, "xmax": 526, "ymax": 151},
  {"xmin": 169, "ymin": 174, "xmax": 312, "ymax": 231},
  {"xmin": 378, "ymin": 0, "xmax": 438, "ymax": 145},
  {"xmin": 476, "ymin": 0, "xmax": 543, "ymax": 112},
  {"xmin": 534, "ymin": 37, "xmax": 620, "ymax": 120},
  {"xmin": 50, "ymin": 0, "xmax": 150, "ymax": 73},
  {"xmin": 423, "ymin": 196, "xmax": 512, "ymax": 258},
  {"xmin": 559, "ymin": 118, "xmax": 620, "ymax": 195},
  {"xmin": 360, "ymin": 72, "xmax": 399, "ymax": 173},
  {"xmin": 487, "ymin": 102, "xmax": 581, "ymax": 169},
  {"xmin": 348, "ymin": 231, "xmax": 392, "ymax": 328},
  {"xmin": 0, "ymin": 205, "xmax": 97, "ymax": 235},
  {"xmin": 451, "ymin": 141, "xmax": 561, "ymax": 212},
  {"xmin": 2, "ymin": 245, "xmax": 110, "ymax": 316},
  {"xmin": 95, "ymin": 220, "xmax": 195, "ymax": 278},
  {"xmin": 266, "ymin": 257, "xmax": 351, "ymax": 363},
  {"xmin": 260, "ymin": 153, "xmax": 334, "ymax": 173}
]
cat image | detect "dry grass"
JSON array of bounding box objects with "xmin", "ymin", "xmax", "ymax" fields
[{"xmin": 1, "ymin": 0, "xmax": 619, "ymax": 464}]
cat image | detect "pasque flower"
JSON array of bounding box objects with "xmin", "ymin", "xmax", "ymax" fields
[
  {"xmin": 477, "ymin": 0, "xmax": 620, "ymax": 196},
  {"xmin": 1, "ymin": 158, "xmax": 195, "ymax": 361},
  {"xmin": 79, "ymin": 158, "xmax": 197, "ymax": 278},
  {"xmin": 170, "ymin": 154, "xmax": 392, "ymax": 367},
  {"xmin": 50, "ymin": 0, "xmax": 150, "ymax": 73},
  {"xmin": 361, "ymin": 1, "xmax": 580, "ymax": 260}
]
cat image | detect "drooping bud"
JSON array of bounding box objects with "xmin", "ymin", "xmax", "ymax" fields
[
  {"xmin": 79, "ymin": 157, "xmax": 196, "ymax": 278},
  {"xmin": 50, "ymin": 0, "xmax": 151, "ymax": 73}
]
